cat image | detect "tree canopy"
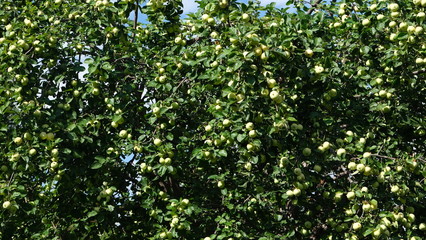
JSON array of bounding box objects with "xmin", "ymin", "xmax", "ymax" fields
[{"xmin": 0, "ymin": 0, "xmax": 425, "ymax": 239}]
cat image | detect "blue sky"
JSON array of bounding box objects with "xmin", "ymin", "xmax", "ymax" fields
[{"xmin": 133, "ymin": 0, "xmax": 292, "ymax": 23}]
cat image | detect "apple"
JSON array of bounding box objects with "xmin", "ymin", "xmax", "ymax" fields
[
  {"xmin": 51, "ymin": 148, "xmax": 59, "ymax": 157},
  {"xmin": 46, "ymin": 133, "xmax": 54, "ymax": 141},
  {"xmin": 222, "ymin": 119, "xmax": 231, "ymax": 127},
  {"xmin": 29, "ymin": 148, "xmax": 37, "ymax": 156},
  {"xmin": 217, "ymin": 180, "xmax": 224, "ymax": 188},
  {"xmin": 407, "ymin": 25, "xmax": 415, "ymax": 34},
  {"xmin": 390, "ymin": 185, "xmax": 399, "ymax": 193},
  {"xmin": 363, "ymin": 152, "xmax": 371, "ymax": 158},
  {"xmin": 254, "ymin": 47, "xmax": 262, "ymax": 56},
  {"xmin": 346, "ymin": 131, "xmax": 354, "ymax": 136},
  {"xmin": 13, "ymin": 137, "xmax": 23, "ymax": 145},
  {"xmin": 305, "ymin": 49, "xmax": 314, "ymax": 57},
  {"xmin": 302, "ymin": 148, "xmax": 311, "ymax": 156},
  {"xmin": 322, "ymin": 141, "xmax": 331, "ymax": 150},
  {"xmin": 245, "ymin": 122, "xmax": 254, "ymax": 131},
  {"xmin": 415, "ymin": 26, "xmax": 423, "ymax": 35},
  {"xmin": 362, "ymin": 203, "xmax": 371, "ymax": 212},
  {"xmin": 346, "ymin": 191, "xmax": 355, "ymax": 200},
  {"xmin": 361, "ymin": 19, "xmax": 370, "ymax": 26},
  {"xmin": 205, "ymin": 125, "xmax": 212, "ymax": 132},
  {"xmin": 2, "ymin": 201, "xmax": 11, "ymax": 209},
  {"xmin": 159, "ymin": 232, "xmax": 167, "ymax": 239},
  {"xmin": 388, "ymin": 3, "xmax": 399, "ymax": 12},
  {"xmin": 242, "ymin": 13, "xmax": 250, "ymax": 22},
  {"xmin": 352, "ymin": 222, "xmax": 362, "ymax": 231},
  {"xmin": 336, "ymin": 148, "xmax": 346, "ymax": 156},
  {"xmin": 153, "ymin": 138, "xmax": 162, "ymax": 146},
  {"xmin": 377, "ymin": 14, "xmax": 385, "ymax": 20},
  {"xmin": 50, "ymin": 161, "xmax": 58, "ymax": 169},
  {"xmin": 313, "ymin": 165, "xmax": 322, "ymax": 172},
  {"xmin": 293, "ymin": 188, "xmax": 301, "ymax": 196},
  {"xmin": 269, "ymin": 91, "xmax": 281, "ymax": 101},
  {"xmin": 419, "ymin": 222, "xmax": 426, "ymax": 231},
  {"xmin": 92, "ymin": 88, "xmax": 100, "ymax": 96},
  {"xmin": 244, "ymin": 162, "xmax": 252, "ymax": 171},
  {"xmin": 356, "ymin": 163, "xmax": 365, "ymax": 172},
  {"xmin": 314, "ymin": 65, "xmax": 324, "ymax": 74},
  {"xmin": 119, "ymin": 130, "xmax": 128, "ymax": 138},
  {"xmin": 417, "ymin": 12, "xmax": 426, "ymax": 18},
  {"xmin": 248, "ymin": 130, "xmax": 257, "ymax": 138},
  {"xmin": 246, "ymin": 143, "xmax": 254, "ymax": 151}
]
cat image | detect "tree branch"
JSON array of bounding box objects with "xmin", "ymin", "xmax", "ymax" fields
[{"xmin": 307, "ymin": 0, "xmax": 323, "ymax": 15}]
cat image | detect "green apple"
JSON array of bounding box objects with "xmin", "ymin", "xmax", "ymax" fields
[
  {"xmin": 2, "ymin": 201, "xmax": 11, "ymax": 209},
  {"xmin": 305, "ymin": 49, "xmax": 314, "ymax": 57},
  {"xmin": 302, "ymin": 148, "xmax": 311, "ymax": 156},
  {"xmin": 419, "ymin": 222, "xmax": 426, "ymax": 231},
  {"xmin": 246, "ymin": 143, "xmax": 254, "ymax": 151},
  {"xmin": 217, "ymin": 180, "xmax": 224, "ymax": 188},
  {"xmin": 388, "ymin": 3, "xmax": 399, "ymax": 12},
  {"xmin": 352, "ymin": 222, "xmax": 362, "ymax": 231},
  {"xmin": 92, "ymin": 88, "xmax": 100, "ymax": 96},
  {"xmin": 119, "ymin": 130, "xmax": 128, "ymax": 138},
  {"xmin": 390, "ymin": 185, "xmax": 399, "ymax": 193},
  {"xmin": 242, "ymin": 13, "xmax": 250, "ymax": 22},
  {"xmin": 153, "ymin": 138, "xmax": 162, "ymax": 146},
  {"xmin": 29, "ymin": 148, "xmax": 37, "ymax": 156},
  {"xmin": 248, "ymin": 130, "xmax": 257, "ymax": 138},
  {"xmin": 293, "ymin": 188, "xmax": 301, "ymax": 196},
  {"xmin": 244, "ymin": 162, "xmax": 252, "ymax": 171},
  {"xmin": 336, "ymin": 148, "xmax": 346, "ymax": 156},
  {"xmin": 13, "ymin": 137, "xmax": 23, "ymax": 145},
  {"xmin": 313, "ymin": 165, "xmax": 322, "ymax": 172},
  {"xmin": 346, "ymin": 191, "xmax": 355, "ymax": 200},
  {"xmin": 269, "ymin": 90, "xmax": 280, "ymax": 100},
  {"xmin": 223, "ymin": 119, "xmax": 231, "ymax": 127},
  {"xmin": 50, "ymin": 161, "xmax": 58, "ymax": 169},
  {"xmin": 46, "ymin": 132, "xmax": 55, "ymax": 141},
  {"xmin": 245, "ymin": 122, "xmax": 254, "ymax": 131},
  {"xmin": 51, "ymin": 148, "xmax": 59, "ymax": 157},
  {"xmin": 23, "ymin": 132, "xmax": 32, "ymax": 141}
]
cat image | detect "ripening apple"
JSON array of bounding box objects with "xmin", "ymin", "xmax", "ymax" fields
[
  {"xmin": 217, "ymin": 180, "xmax": 224, "ymax": 188},
  {"xmin": 390, "ymin": 185, "xmax": 399, "ymax": 193},
  {"xmin": 363, "ymin": 152, "xmax": 371, "ymax": 159},
  {"xmin": 242, "ymin": 13, "xmax": 250, "ymax": 22}
]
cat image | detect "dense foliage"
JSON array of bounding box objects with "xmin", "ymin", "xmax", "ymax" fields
[{"xmin": 0, "ymin": 0, "xmax": 425, "ymax": 239}]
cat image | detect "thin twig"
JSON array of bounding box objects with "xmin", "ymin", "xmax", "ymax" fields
[
  {"xmin": 371, "ymin": 154, "xmax": 397, "ymax": 160},
  {"xmin": 307, "ymin": 0, "xmax": 323, "ymax": 15}
]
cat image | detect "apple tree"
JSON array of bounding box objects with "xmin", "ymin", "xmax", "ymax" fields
[{"xmin": 0, "ymin": 0, "xmax": 425, "ymax": 239}]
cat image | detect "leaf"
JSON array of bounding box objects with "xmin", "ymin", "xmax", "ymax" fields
[
  {"xmin": 91, "ymin": 162, "xmax": 103, "ymax": 169},
  {"xmin": 237, "ymin": 134, "xmax": 246, "ymax": 142},
  {"xmin": 218, "ymin": 150, "xmax": 227, "ymax": 157}
]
